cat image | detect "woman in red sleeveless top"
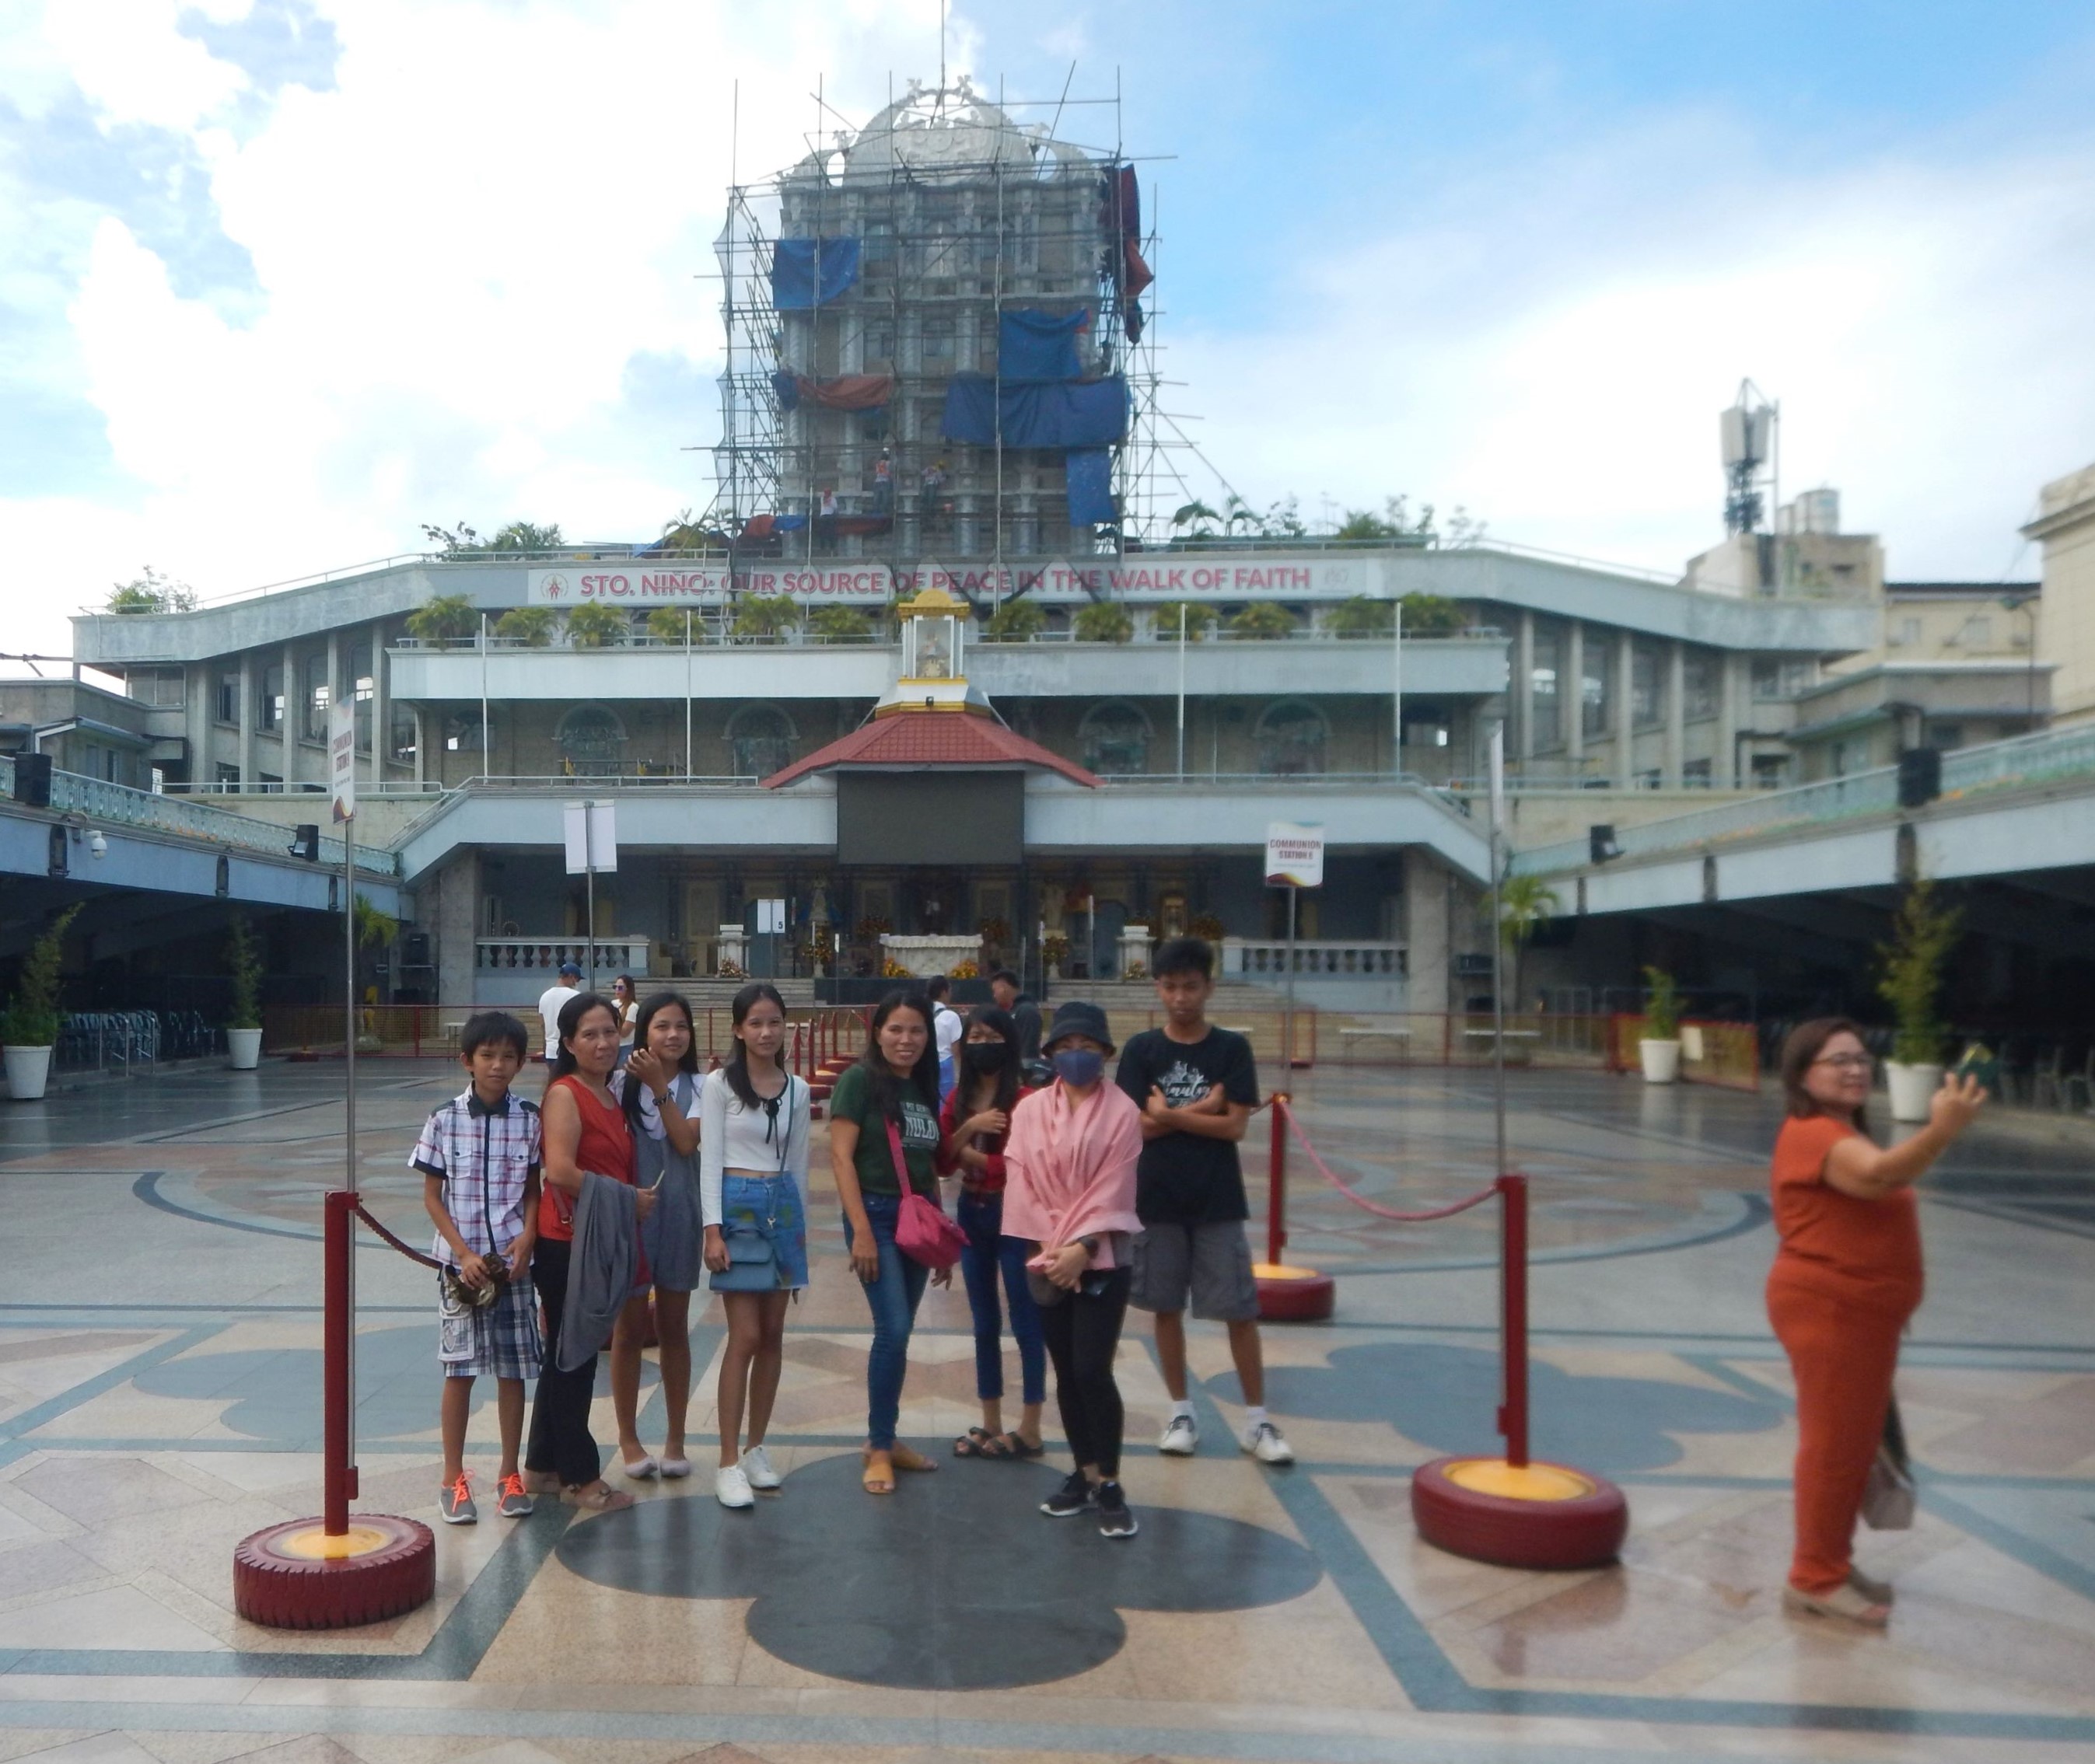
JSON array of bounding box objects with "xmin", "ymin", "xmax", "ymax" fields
[{"xmin": 526, "ymin": 992, "xmax": 652, "ymax": 1511}]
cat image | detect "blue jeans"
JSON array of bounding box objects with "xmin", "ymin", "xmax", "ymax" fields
[
  {"xmin": 957, "ymin": 1189, "xmax": 1046, "ymax": 1406},
  {"xmin": 843, "ymin": 1193, "xmax": 930, "ymax": 1450}
]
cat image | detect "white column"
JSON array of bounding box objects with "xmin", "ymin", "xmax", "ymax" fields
[
  {"xmin": 369, "ymin": 623, "xmax": 386, "ymax": 789},
  {"xmin": 237, "ymin": 651, "xmax": 256, "ymax": 790},
  {"xmin": 281, "ymin": 641, "xmax": 299, "ymax": 786},
  {"xmin": 1565, "ymin": 620, "xmax": 1585, "ymax": 769},
  {"xmin": 1514, "ymin": 610, "xmax": 1535, "ymax": 761},
  {"xmin": 1716, "ymin": 651, "xmax": 1741, "ymax": 788},
  {"xmin": 1614, "ymin": 630, "xmax": 1635, "ymax": 784},
  {"xmin": 186, "ymin": 662, "xmax": 210, "ymax": 788}
]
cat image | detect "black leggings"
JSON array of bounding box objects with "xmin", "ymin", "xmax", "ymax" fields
[
  {"xmin": 1038, "ymin": 1266, "xmax": 1131, "ymax": 1478},
  {"xmin": 526, "ymin": 1238, "xmax": 601, "ymax": 1487}
]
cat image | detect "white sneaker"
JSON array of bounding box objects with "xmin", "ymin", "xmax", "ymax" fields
[
  {"xmin": 715, "ymin": 1465, "xmax": 754, "ymax": 1509},
  {"xmin": 740, "ymin": 1444, "xmax": 781, "ymax": 1490},
  {"xmin": 1159, "ymin": 1413, "xmax": 1199, "ymax": 1455},
  {"xmin": 1240, "ymin": 1420, "xmax": 1295, "ymax": 1465}
]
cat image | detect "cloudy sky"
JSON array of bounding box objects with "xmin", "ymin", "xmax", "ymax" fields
[{"xmin": 4, "ymin": 0, "xmax": 2093, "ymax": 658}]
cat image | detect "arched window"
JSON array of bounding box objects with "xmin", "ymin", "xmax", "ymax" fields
[
  {"xmin": 727, "ymin": 703, "xmax": 796, "ymax": 778},
  {"xmin": 1256, "ymin": 700, "xmax": 1327, "ymax": 776},
  {"xmin": 557, "ymin": 704, "xmax": 626, "ymax": 774},
  {"xmin": 1079, "ymin": 700, "xmax": 1150, "ymax": 776}
]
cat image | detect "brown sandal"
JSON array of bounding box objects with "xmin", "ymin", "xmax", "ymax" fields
[
  {"xmin": 1782, "ymin": 1582, "xmax": 1888, "ymax": 1627},
  {"xmin": 862, "ymin": 1449, "xmax": 895, "ymax": 1494}
]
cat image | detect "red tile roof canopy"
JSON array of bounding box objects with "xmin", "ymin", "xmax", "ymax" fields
[{"xmin": 762, "ymin": 711, "xmax": 1102, "ymax": 789}]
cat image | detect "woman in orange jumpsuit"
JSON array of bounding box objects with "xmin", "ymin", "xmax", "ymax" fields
[{"xmin": 1768, "ymin": 1018, "xmax": 1983, "ymax": 1626}]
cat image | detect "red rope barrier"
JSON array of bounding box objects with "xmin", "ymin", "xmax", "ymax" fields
[
  {"xmin": 351, "ymin": 1202, "xmax": 445, "ymax": 1270},
  {"xmin": 1275, "ymin": 1097, "xmax": 1498, "ymax": 1224}
]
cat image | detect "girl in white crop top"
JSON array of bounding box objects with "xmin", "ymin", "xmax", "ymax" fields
[{"xmin": 697, "ymin": 983, "xmax": 811, "ymax": 1511}]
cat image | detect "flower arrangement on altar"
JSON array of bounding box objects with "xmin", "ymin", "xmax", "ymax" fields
[
  {"xmin": 976, "ymin": 917, "xmax": 1011, "ymax": 948},
  {"xmin": 1189, "ymin": 913, "xmax": 1226, "ymax": 941},
  {"xmin": 1041, "ymin": 934, "xmax": 1069, "ymax": 967},
  {"xmin": 718, "ymin": 956, "xmax": 747, "ymax": 979},
  {"xmin": 880, "ymin": 957, "xmax": 913, "ymax": 980},
  {"xmin": 948, "ymin": 958, "xmax": 979, "ymax": 980},
  {"xmin": 1122, "ymin": 961, "xmax": 1149, "ymax": 981}
]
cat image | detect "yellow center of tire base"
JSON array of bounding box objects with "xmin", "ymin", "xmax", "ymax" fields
[
  {"xmin": 273, "ymin": 1523, "xmax": 397, "ymax": 1560},
  {"xmin": 1443, "ymin": 1458, "xmax": 1596, "ymax": 1502},
  {"xmin": 1252, "ymin": 1263, "xmax": 1325, "ymax": 1282}
]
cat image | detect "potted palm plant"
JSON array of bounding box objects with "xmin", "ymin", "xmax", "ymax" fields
[
  {"xmin": 1639, "ymin": 965, "xmax": 1683, "ymax": 1083},
  {"xmin": 1878, "ymin": 877, "xmax": 1960, "ymax": 1121},
  {"xmin": 226, "ymin": 915, "xmax": 264, "ymax": 1070},
  {"xmin": 3, "ymin": 905, "xmax": 81, "ymax": 1101}
]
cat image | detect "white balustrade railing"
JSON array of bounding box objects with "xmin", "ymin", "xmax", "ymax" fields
[
  {"xmin": 1219, "ymin": 938, "xmax": 1405, "ymax": 978},
  {"xmin": 476, "ymin": 936, "xmax": 652, "ymax": 976}
]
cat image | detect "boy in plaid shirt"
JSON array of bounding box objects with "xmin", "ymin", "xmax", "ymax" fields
[{"xmin": 414, "ymin": 1011, "xmax": 542, "ymax": 1524}]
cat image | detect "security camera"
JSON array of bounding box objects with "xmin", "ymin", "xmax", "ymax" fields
[{"xmin": 89, "ymin": 830, "xmax": 107, "ymax": 859}]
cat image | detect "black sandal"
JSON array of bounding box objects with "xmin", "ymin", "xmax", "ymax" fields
[
  {"xmin": 1003, "ymin": 1433, "xmax": 1045, "ymax": 1459},
  {"xmin": 953, "ymin": 1427, "xmax": 1004, "ymax": 1458}
]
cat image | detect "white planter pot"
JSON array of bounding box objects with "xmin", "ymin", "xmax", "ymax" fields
[
  {"xmin": 227, "ymin": 1027, "xmax": 264, "ymax": 1071},
  {"xmin": 1639, "ymin": 1038, "xmax": 1682, "ymax": 1084},
  {"xmin": 1885, "ymin": 1060, "xmax": 1942, "ymax": 1123},
  {"xmin": 3, "ymin": 1044, "xmax": 54, "ymax": 1102}
]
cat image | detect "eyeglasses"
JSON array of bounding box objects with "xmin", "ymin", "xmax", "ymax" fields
[{"xmin": 1811, "ymin": 1053, "xmax": 1873, "ymax": 1071}]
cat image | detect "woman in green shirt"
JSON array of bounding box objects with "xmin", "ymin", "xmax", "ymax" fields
[{"xmin": 829, "ymin": 990, "xmax": 952, "ymax": 1493}]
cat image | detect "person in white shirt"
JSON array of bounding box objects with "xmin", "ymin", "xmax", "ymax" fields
[
  {"xmin": 926, "ymin": 975, "xmax": 964, "ymax": 1106},
  {"xmin": 699, "ymin": 982, "xmax": 810, "ymax": 1510},
  {"xmin": 536, "ymin": 964, "xmax": 582, "ymax": 1062}
]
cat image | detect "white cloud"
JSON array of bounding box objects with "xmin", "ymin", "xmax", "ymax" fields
[
  {"xmin": 41, "ymin": 0, "xmax": 247, "ymax": 129},
  {"xmin": 1173, "ymin": 113, "xmax": 2095, "ymax": 580}
]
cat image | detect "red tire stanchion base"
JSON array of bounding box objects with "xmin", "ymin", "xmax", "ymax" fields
[
  {"xmin": 1411, "ymin": 1455, "xmax": 1628, "ymax": 1570},
  {"xmin": 1254, "ymin": 1262, "xmax": 1336, "ymax": 1322},
  {"xmin": 233, "ymin": 1515, "xmax": 435, "ymax": 1630}
]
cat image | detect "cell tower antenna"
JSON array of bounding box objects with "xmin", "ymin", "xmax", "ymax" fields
[{"xmin": 1719, "ymin": 377, "xmax": 1778, "ymax": 538}]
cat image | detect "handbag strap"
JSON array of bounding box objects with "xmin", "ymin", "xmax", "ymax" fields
[{"xmin": 885, "ymin": 1116, "xmax": 917, "ymax": 1196}]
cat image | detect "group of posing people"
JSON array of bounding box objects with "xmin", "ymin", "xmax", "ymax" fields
[{"xmin": 417, "ymin": 937, "xmax": 1290, "ymax": 1540}]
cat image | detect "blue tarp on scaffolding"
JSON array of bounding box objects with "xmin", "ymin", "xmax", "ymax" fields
[
  {"xmin": 770, "ymin": 238, "xmax": 861, "ymax": 309},
  {"xmin": 941, "ymin": 374, "xmax": 1130, "ymax": 448},
  {"xmin": 997, "ymin": 308, "xmax": 1088, "ymax": 382},
  {"xmin": 1065, "ymin": 449, "xmax": 1115, "ymax": 526}
]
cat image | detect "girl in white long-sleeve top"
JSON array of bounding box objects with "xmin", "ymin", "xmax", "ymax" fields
[{"xmin": 699, "ymin": 981, "xmax": 810, "ymax": 1510}]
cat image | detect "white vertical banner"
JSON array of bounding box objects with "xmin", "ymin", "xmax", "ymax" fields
[
  {"xmin": 563, "ymin": 799, "xmax": 618, "ymax": 874},
  {"xmin": 329, "ymin": 701, "xmax": 356, "ymax": 823},
  {"xmin": 1488, "ymin": 725, "xmax": 1506, "ymax": 837}
]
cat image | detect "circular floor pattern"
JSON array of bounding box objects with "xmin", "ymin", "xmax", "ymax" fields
[{"xmin": 556, "ymin": 1450, "xmax": 1324, "ymax": 1689}]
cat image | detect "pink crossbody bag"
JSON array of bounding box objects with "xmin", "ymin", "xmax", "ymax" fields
[{"xmin": 886, "ymin": 1119, "xmax": 967, "ymax": 1270}]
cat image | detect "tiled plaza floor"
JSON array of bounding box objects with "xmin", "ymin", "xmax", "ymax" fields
[{"xmin": 1, "ymin": 1057, "xmax": 2092, "ymax": 1762}]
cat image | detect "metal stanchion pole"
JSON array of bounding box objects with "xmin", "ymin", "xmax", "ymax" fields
[
  {"xmin": 1498, "ymin": 1172, "xmax": 1530, "ymax": 1469},
  {"xmin": 1267, "ymin": 1096, "xmax": 1289, "ymax": 1268}
]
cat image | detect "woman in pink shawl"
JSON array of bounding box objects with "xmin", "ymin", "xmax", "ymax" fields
[{"xmin": 1001, "ymin": 1001, "xmax": 1145, "ymax": 1539}]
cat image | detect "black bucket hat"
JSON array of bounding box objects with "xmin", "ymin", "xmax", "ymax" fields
[{"xmin": 1043, "ymin": 1000, "xmax": 1114, "ymax": 1056}]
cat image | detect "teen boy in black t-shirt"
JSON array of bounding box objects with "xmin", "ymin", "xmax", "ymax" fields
[{"xmin": 1115, "ymin": 937, "xmax": 1293, "ymax": 1465}]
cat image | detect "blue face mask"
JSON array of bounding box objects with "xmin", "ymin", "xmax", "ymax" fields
[{"xmin": 1052, "ymin": 1047, "xmax": 1106, "ymax": 1088}]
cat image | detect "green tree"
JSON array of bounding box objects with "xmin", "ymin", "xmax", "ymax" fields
[
  {"xmin": 1149, "ymin": 601, "xmax": 1217, "ymax": 641},
  {"xmin": 421, "ymin": 521, "xmax": 565, "ymax": 557},
  {"xmin": 405, "ymin": 594, "xmax": 478, "ymax": 643},
  {"xmin": 2, "ymin": 906, "xmax": 82, "ymax": 1047},
  {"xmin": 1170, "ymin": 500, "xmax": 1221, "ymax": 539},
  {"xmin": 1876, "ymin": 878, "xmax": 1962, "ymax": 1064},
  {"xmin": 1641, "ymin": 965, "xmax": 1681, "ymax": 1041},
  {"xmin": 647, "ymin": 606, "xmax": 701, "ymax": 643},
  {"xmin": 107, "ymin": 567, "xmax": 197, "ymax": 614},
  {"xmin": 732, "ymin": 595, "xmax": 801, "ymax": 641},
  {"xmin": 806, "ymin": 605, "xmax": 872, "ymax": 644},
  {"xmin": 1072, "ymin": 601, "xmax": 1135, "ymax": 644},
  {"xmin": 226, "ymin": 916, "xmax": 264, "ymax": 1030},
  {"xmin": 1226, "ymin": 602, "xmax": 1297, "ymax": 640},
  {"xmin": 493, "ymin": 606, "xmax": 557, "ymax": 646},
  {"xmin": 1483, "ymin": 875, "xmax": 1557, "ymax": 1008},
  {"xmin": 563, "ymin": 603, "xmax": 628, "ymax": 648},
  {"xmin": 984, "ymin": 599, "xmax": 1048, "ymax": 642},
  {"xmin": 354, "ymin": 894, "xmax": 399, "ymax": 952},
  {"xmin": 1399, "ymin": 592, "xmax": 1470, "ymax": 634},
  {"xmin": 1324, "ymin": 595, "xmax": 1394, "ymax": 637}
]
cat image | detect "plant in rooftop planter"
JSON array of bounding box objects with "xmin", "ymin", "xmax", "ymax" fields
[
  {"xmin": 226, "ymin": 914, "xmax": 265, "ymax": 1071},
  {"xmin": 1149, "ymin": 600, "xmax": 1216, "ymax": 642},
  {"xmin": 806, "ymin": 605, "xmax": 872, "ymax": 644},
  {"xmin": 1226, "ymin": 601, "xmax": 1297, "ymax": 640},
  {"xmin": 1072, "ymin": 602, "xmax": 1134, "ymax": 644},
  {"xmin": 1877, "ymin": 876, "xmax": 1961, "ymax": 1122},
  {"xmin": 405, "ymin": 594, "xmax": 479, "ymax": 644},
  {"xmin": 984, "ymin": 598, "xmax": 1047, "ymax": 642},
  {"xmin": 1638, "ymin": 964, "xmax": 1682, "ymax": 1083},
  {"xmin": 646, "ymin": 606, "xmax": 703, "ymax": 644},
  {"xmin": 563, "ymin": 603, "xmax": 628, "ymax": 648},
  {"xmin": 1324, "ymin": 595, "xmax": 1394, "ymax": 638},
  {"xmin": 1397, "ymin": 592, "xmax": 1470, "ymax": 634},
  {"xmin": 494, "ymin": 606, "xmax": 556, "ymax": 647},
  {"xmin": 732, "ymin": 595, "xmax": 800, "ymax": 641},
  {"xmin": 2, "ymin": 904, "xmax": 81, "ymax": 1102}
]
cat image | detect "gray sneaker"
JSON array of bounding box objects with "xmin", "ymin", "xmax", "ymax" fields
[
  {"xmin": 439, "ymin": 1471, "xmax": 478, "ymax": 1525},
  {"xmin": 495, "ymin": 1472, "xmax": 534, "ymax": 1518}
]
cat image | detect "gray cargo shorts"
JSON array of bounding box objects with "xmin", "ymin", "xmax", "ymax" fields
[{"xmin": 1130, "ymin": 1221, "xmax": 1259, "ymax": 1322}]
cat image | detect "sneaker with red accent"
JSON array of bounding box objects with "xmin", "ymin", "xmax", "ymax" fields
[
  {"xmin": 439, "ymin": 1470, "xmax": 478, "ymax": 1525},
  {"xmin": 495, "ymin": 1472, "xmax": 534, "ymax": 1518}
]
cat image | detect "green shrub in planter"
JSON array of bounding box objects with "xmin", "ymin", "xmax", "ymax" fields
[
  {"xmin": 1877, "ymin": 878, "xmax": 1960, "ymax": 1064},
  {"xmin": 1324, "ymin": 595, "xmax": 1394, "ymax": 638},
  {"xmin": 647, "ymin": 606, "xmax": 702, "ymax": 644},
  {"xmin": 228, "ymin": 916, "xmax": 264, "ymax": 1031},
  {"xmin": 1641, "ymin": 966, "xmax": 1681, "ymax": 1041},
  {"xmin": 494, "ymin": 606, "xmax": 557, "ymax": 646},
  {"xmin": 1072, "ymin": 602, "xmax": 1134, "ymax": 644},
  {"xmin": 1226, "ymin": 601, "xmax": 1297, "ymax": 640},
  {"xmin": 1149, "ymin": 600, "xmax": 1217, "ymax": 641},
  {"xmin": 2, "ymin": 905, "xmax": 81, "ymax": 1047},
  {"xmin": 732, "ymin": 595, "xmax": 800, "ymax": 641},
  {"xmin": 806, "ymin": 606, "xmax": 873, "ymax": 644},
  {"xmin": 563, "ymin": 603, "xmax": 628, "ymax": 648},
  {"xmin": 405, "ymin": 595, "xmax": 479, "ymax": 643},
  {"xmin": 984, "ymin": 599, "xmax": 1047, "ymax": 642}
]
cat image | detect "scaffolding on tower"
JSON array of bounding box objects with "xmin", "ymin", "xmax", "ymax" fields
[{"xmin": 701, "ymin": 74, "xmax": 1202, "ymax": 593}]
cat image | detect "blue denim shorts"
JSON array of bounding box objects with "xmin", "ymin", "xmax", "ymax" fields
[{"xmin": 716, "ymin": 1173, "xmax": 809, "ymax": 1291}]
